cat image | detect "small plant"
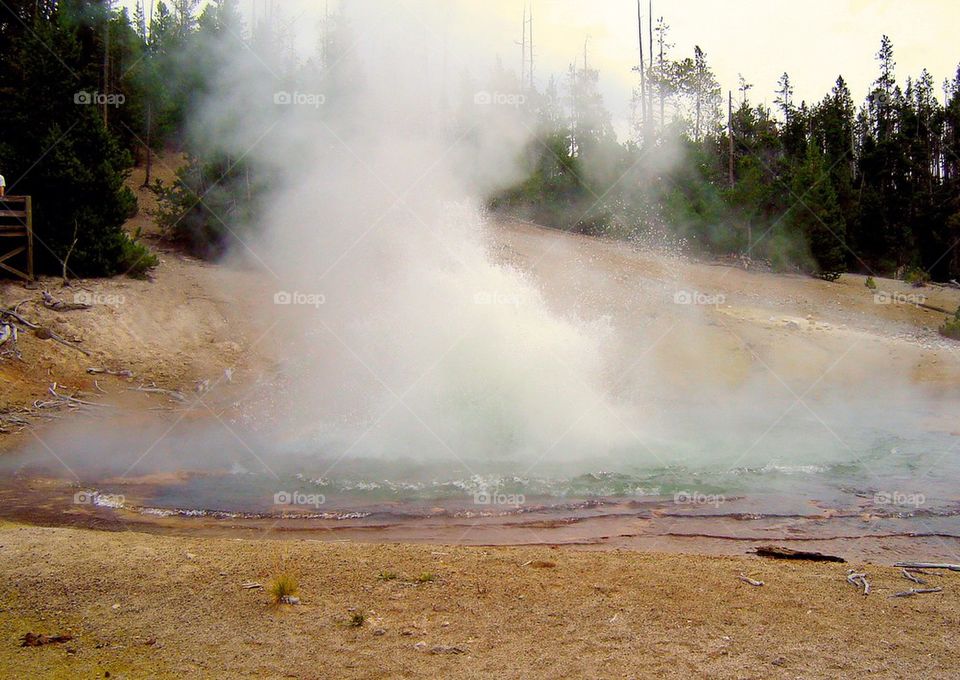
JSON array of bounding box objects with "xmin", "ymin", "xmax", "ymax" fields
[
  {"xmin": 348, "ymin": 612, "xmax": 366, "ymax": 627},
  {"xmin": 865, "ymin": 276, "xmax": 877, "ymax": 290},
  {"xmin": 118, "ymin": 229, "xmax": 159, "ymax": 279},
  {"xmin": 904, "ymin": 266, "xmax": 930, "ymax": 287},
  {"xmin": 815, "ymin": 269, "xmax": 842, "ymax": 282},
  {"xmin": 269, "ymin": 573, "xmax": 299, "ymax": 604},
  {"xmin": 377, "ymin": 571, "xmax": 399, "ymax": 581},
  {"xmin": 940, "ymin": 306, "xmax": 960, "ymax": 340},
  {"xmin": 416, "ymin": 572, "xmax": 437, "ymax": 584}
]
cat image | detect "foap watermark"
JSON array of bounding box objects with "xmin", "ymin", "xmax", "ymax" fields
[
  {"xmin": 474, "ymin": 486, "xmax": 525, "ymax": 507},
  {"xmin": 274, "ymin": 290, "xmax": 326, "ymax": 308},
  {"xmin": 874, "ymin": 491, "xmax": 925, "ymax": 508},
  {"xmin": 273, "ymin": 491, "xmax": 326, "ymax": 509},
  {"xmin": 74, "ymin": 91, "xmax": 125, "ymax": 108},
  {"xmin": 74, "ymin": 490, "xmax": 125, "ymax": 508},
  {"xmin": 674, "ymin": 490, "xmax": 726, "ymax": 508},
  {"xmin": 274, "ymin": 90, "xmax": 326, "ymax": 108},
  {"xmin": 673, "ymin": 290, "xmax": 726, "ymax": 306},
  {"xmin": 473, "ymin": 90, "xmax": 526, "ymax": 108},
  {"xmin": 474, "ymin": 291, "xmax": 521, "ymax": 307},
  {"xmin": 74, "ymin": 291, "xmax": 126, "ymax": 307},
  {"xmin": 873, "ymin": 291, "xmax": 927, "ymax": 306}
]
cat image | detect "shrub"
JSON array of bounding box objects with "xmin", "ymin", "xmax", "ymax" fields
[
  {"xmin": 865, "ymin": 276, "xmax": 877, "ymax": 290},
  {"xmin": 151, "ymin": 153, "xmax": 263, "ymax": 259},
  {"xmin": 116, "ymin": 230, "xmax": 159, "ymax": 279},
  {"xmin": 940, "ymin": 307, "xmax": 960, "ymax": 340},
  {"xmin": 904, "ymin": 266, "xmax": 930, "ymax": 286},
  {"xmin": 348, "ymin": 612, "xmax": 365, "ymax": 627},
  {"xmin": 269, "ymin": 574, "xmax": 299, "ymax": 604}
]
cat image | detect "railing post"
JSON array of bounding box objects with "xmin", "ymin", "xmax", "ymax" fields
[{"xmin": 25, "ymin": 195, "xmax": 34, "ymax": 281}]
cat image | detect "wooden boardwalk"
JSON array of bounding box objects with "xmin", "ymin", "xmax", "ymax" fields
[{"xmin": 0, "ymin": 196, "xmax": 33, "ymax": 280}]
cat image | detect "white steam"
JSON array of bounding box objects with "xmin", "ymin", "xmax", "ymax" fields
[{"xmin": 195, "ymin": 1, "xmax": 639, "ymax": 467}]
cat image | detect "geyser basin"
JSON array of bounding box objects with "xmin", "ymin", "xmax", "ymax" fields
[{"xmin": 2, "ymin": 406, "xmax": 958, "ymax": 564}]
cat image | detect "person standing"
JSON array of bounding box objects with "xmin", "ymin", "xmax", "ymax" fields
[{"xmin": 0, "ymin": 172, "xmax": 5, "ymax": 198}]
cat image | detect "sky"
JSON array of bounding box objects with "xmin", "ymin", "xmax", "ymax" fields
[{"xmin": 123, "ymin": 0, "xmax": 960, "ymax": 135}]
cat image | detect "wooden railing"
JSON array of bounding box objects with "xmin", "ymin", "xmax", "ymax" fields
[{"xmin": 0, "ymin": 196, "xmax": 34, "ymax": 281}]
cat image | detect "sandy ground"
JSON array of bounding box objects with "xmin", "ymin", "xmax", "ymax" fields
[
  {"xmin": 1, "ymin": 523, "xmax": 958, "ymax": 679},
  {"xmin": 0, "ymin": 153, "xmax": 279, "ymax": 444},
  {"xmin": 3, "ymin": 162, "xmax": 960, "ymax": 677}
]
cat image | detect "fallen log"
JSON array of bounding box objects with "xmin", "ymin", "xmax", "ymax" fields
[
  {"xmin": 917, "ymin": 302, "xmax": 954, "ymax": 315},
  {"xmin": 751, "ymin": 546, "xmax": 846, "ymax": 563},
  {"xmin": 891, "ymin": 587, "xmax": 943, "ymax": 598},
  {"xmin": 894, "ymin": 562, "xmax": 960, "ymax": 572}
]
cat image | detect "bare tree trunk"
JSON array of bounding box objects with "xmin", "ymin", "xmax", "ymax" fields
[
  {"xmin": 648, "ymin": 2, "xmax": 654, "ymax": 132},
  {"xmin": 142, "ymin": 102, "xmax": 153, "ymax": 187},
  {"xmin": 102, "ymin": 16, "xmax": 110, "ymax": 126},
  {"xmin": 658, "ymin": 23, "xmax": 664, "ymax": 132},
  {"xmin": 528, "ymin": 5, "xmax": 534, "ymax": 91},
  {"xmin": 728, "ymin": 91, "xmax": 735, "ymax": 187},
  {"xmin": 637, "ymin": 0, "xmax": 646, "ymax": 138}
]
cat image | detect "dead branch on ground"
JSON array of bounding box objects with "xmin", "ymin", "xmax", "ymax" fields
[
  {"xmin": 129, "ymin": 383, "xmax": 188, "ymax": 403},
  {"xmin": 41, "ymin": 290, "xmax": 90, "ymax": 312},
  {"xmin": 894, "ymin": 562, "xmax": 960, "ymax": 572},
  {"xmin": 846, "ymin": 570, "xmax": 871, "ymax": 595},
  {"xmin": 891, "ymin": 587, "xmax": 943, "ymax": 598}
]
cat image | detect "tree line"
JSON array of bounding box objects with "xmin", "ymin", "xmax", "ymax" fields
[
  {"xmin": 494, "ymin": 26, "xmax": 960, "ymax": 282},
  {"xmin": 0, "ymin": 1, "xmax": 958, "ymax": 283}
]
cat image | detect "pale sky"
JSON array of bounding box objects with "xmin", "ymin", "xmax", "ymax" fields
[
  {"xmin": 468, "ymin": 0, "xmax": 960, "ymax": 126},
  {"xmin": 123, "ymin": 0, "xmax": 960, "ymax": 134}
]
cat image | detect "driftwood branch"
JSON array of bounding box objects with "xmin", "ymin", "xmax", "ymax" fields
[
  {"xmin": 0, "ymin": 308, "xmax": 39, "ymax": 329},
  {"xmin": 42, "ymin": 290, "xmax": 90, "ymax": 312},
  {"xmin": 129, "ymin": 384, "xmax": 187, "ymax": 403},
  {"xmin": 0, "ymin": 309, "xmax": 91, "ymax": 356},
  {"xmin": 33, "ymin": 327, "xmax": 92, "ymax": 357},
  {"xmin": 87, "ymin": 367, "xmax": 134, "ymax": 378},
  {"xmin": 846, "ymin": 571, "xmax": 871, "ymax": 595},
  {"xmin": 48, "ymin": 383, "xmax": 113, "ymax": 409},
  {"xmin": 894, "ymin": 562, "xmax": 960, "ymax": 572},
  {"xmin": 737, "ymin": 574, "xmax": 764, "ymax": 587},
  {"xmin": 901, "ymin": 568, "xmax": 927, "ymax": 585},
  {"xmin": 891, "ymin": 587, "xmax": 943, "ymax": 598}
]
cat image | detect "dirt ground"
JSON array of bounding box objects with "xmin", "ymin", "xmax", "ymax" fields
[
  {"xmin": 0, "ymin": 153, "xmax": 278, "ymax": 446},
  {"xmin": 0, "ymin": 523, "xmax": 957, "ymax": 679},
  {"xmin": 3, "ymin": 162, "xmax": 960, "ymax": 677}
]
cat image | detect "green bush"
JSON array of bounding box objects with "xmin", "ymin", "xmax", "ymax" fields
[
  {"xmin": 152, "ymin": 154, "xmax": 262, "ymax": 259},
  {"xmin": 865, "ymin": 276, "xmax": 877, "ymax": 290},
  {"xmin": 117, "ymin": 233, "xmax": 159, "ymax": 279},
  {"xmin": 904, "ymin": 267, "xmax": 930, "ymax": 286},
  {"xmin": 940, "ymin": 307, "xmax": 960, "ymax": 340}
]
